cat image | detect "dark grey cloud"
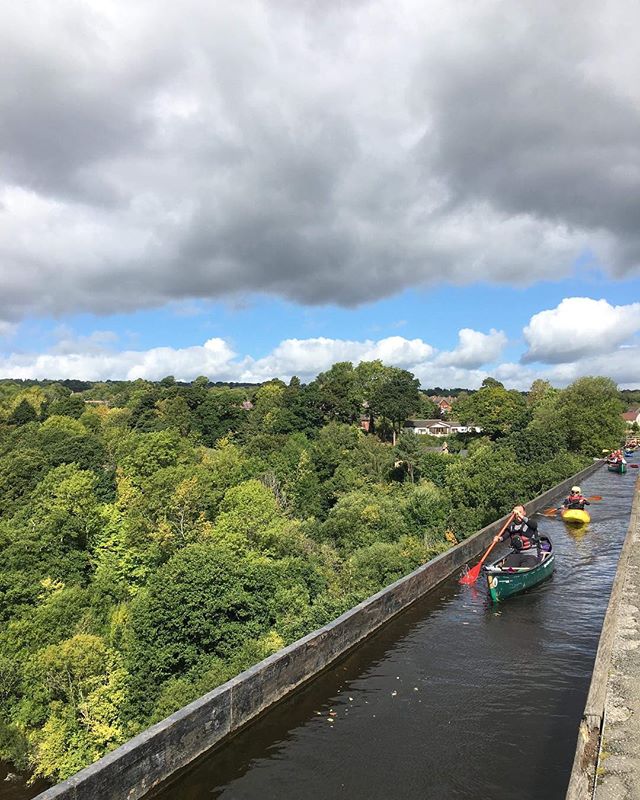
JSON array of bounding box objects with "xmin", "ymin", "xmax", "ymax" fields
[
  {"xmin": 0, "ymin": 0, "xmax": 638, "ymax": 325},
  {"xmin": 419, "ymin": 1, "xmax": 640, "ymax": 269},
  {"xmin": 0, "ymin": 4, "xmax": 174, "ymax": 204}
]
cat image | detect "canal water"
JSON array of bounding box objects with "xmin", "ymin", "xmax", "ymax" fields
[
  {"xmin": 149, "ymin": 469, "xmax": 637, "ymax": 800},
  {"xmin": 0, "ymin": 763, "xmax": 47, "ymax": 800}
]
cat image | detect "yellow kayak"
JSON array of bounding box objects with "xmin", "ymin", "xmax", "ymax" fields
[{"xmin": 561, "ymin": 508, "xmax": 590, "ymax": 525}]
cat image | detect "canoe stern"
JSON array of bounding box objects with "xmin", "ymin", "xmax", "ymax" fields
[{"xmin": 486, "ymin": 555, "xmax": 555, "ymax": 602}]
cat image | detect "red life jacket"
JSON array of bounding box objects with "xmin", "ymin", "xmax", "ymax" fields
[{"xmin": 511, "ymin": 533, "xmax": 532, "ymax": 551}]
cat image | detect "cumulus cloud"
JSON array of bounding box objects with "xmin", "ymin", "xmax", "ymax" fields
[
  {"xmin": 1, "ymin": 1, "xmax": 639, "ymax": 327},
  {"xmin": 2, "ymin": 318, "xmax": 636, "ymax": 389},
  {"xmin": 0, "ymin": 330, "xmax": 497, "ymax": 384},
  {"xmin": 436, "ymin": 328, "xmax": 507, "ymax": 368},
  {"xmin": 542, "ymin": 347, "xmax": 640, "ymax": 389},
  {"xmin": 239, "ymin": 335, "xmax": 435, "ymax": 383},
  {"xmin": 410, "ymin": 363, "xmax": 491, "ymax": 391},
  {"xmin": 50, "ymin": 326, "xmax": 120, "ymax": 356},
  {"xmin": 0, "ymin": 338, "xmax": 238, "ymax": 383},
  {"xmin": 522, "ymin": 298, "xmax": 640, "ymax": 363}
]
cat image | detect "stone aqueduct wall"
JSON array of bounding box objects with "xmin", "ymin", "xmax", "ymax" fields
[
  {"xmin": 564, "ymin": 473, "xmax": 640, "ymax": 799},
  {"xmin": 37, "ymin": 462, "xmax": 603, "ymax": 800}
]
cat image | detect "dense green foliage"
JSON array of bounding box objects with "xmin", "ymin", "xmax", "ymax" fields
[{"xmin": 0, "ymin": 369, "xmax": 622, "ymax": 782}]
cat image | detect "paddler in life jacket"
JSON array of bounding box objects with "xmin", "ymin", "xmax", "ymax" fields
[
  {"xmin": 493, "ymin": 505, "xmax": 541, "ymax": 567},
  {"xmin": 562, "ymin": 486, "xmax": 590, "ymax": 511},
  {"xmin": 609, "ymin": 449, "xmax": 626, "ymax": 464}
]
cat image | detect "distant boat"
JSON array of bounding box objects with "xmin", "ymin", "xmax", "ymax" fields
[{"xmin": 607, "ymin": 461, "xmax": 627, "ymax": 474}]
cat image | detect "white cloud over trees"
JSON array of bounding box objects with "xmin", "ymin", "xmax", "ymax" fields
[
  {"xmin": 522, "ymin": 298, "xmax": 640, "ymax": 363},
  {"xmin": 2, "ymin": 297, "xmax": 639, "ymax": 388}
]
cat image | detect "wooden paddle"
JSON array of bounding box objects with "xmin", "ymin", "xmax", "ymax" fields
[
  {"xmin": 460, "ymin": 513, "xmax": 514, "ymax": 585},
  {"xmin": 541, "ymin": 496, "xmax": 603, "ymax": 516}
]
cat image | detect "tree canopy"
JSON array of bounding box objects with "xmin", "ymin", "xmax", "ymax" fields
[{"xmin": 0, "ymin": 368, "xmax": 625, "ymax": 783}]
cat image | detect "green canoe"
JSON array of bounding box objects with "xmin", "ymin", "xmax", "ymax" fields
[
  {"xmin": 607, "ymin": 461, "xmax": 627, "ymax": 474},
  {"xmin": 484, "ymin": 538, "xmax": 555, "ymax": 602}
]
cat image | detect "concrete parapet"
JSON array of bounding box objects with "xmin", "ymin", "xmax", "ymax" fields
[
  {"xmin": 565, "ymin": 474, "xmax": 640, "ymax": 800},
  {"xmin": 35, "ymin": 462, "xmax": 603, "ymax": 800}
]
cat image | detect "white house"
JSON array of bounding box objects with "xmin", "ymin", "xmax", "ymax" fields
[
  {"xmin": 403, "ymin": 419, "xmax": 482, "ymax": 437},
  {"xmin": 449, "ymin": 422, "xmax": 483, "ymax": 434}
]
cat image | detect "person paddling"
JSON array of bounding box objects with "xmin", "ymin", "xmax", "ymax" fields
[
  {"xmin": 561, "ymin": 486, "xmax": 590, "ymax": 511},
  {"xmin": 608, "ymin": 449, "xmax": 626, "ymax": 465},
  {"xmin": 493, "ymin": 505, "xmax": 541, "ymax": 567}
]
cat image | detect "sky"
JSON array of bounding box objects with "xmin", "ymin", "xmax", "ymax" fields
[{"xmin": 1, "ymin": 0, "xmax": 639, "ymax": 390}]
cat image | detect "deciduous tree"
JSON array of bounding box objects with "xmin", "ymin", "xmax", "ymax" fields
[{"xmin": 555, "ymin": 377, "xmax": 625, "ymax": 455}]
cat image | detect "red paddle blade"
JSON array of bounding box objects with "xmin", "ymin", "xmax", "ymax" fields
[
  {"xmin": 459, "ymin": 563, "xmax": 482, "ymax": 584},
  {"xmin": 542, "ymin": 508, "xmax": 558, "ymax": 516},
  {"xmin": 630, "ymin": 464, "xmax": 639, "ymax": 469},
  {"xmin": 587, "ymin": 495, "xmax": 602, "ymax": 500}
]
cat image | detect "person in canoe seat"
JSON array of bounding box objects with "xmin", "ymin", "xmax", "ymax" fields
[
  {"xmin": 608, "ymin": 449, "xmax": 626, "ymax": 464},
  {"xmin": 562, "ymin": 486, "xmax": 590, "ymax": 511},
  {"xmin": 493, "ymin": 505, "xmax": 541, "ymax": 568}
]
